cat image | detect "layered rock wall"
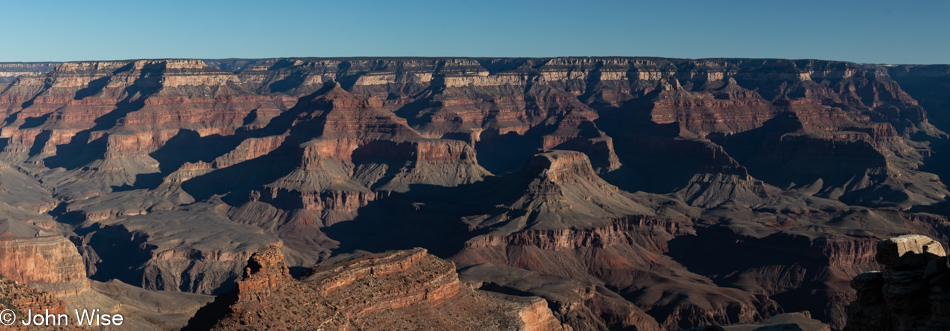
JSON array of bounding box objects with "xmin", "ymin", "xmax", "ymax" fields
[
  {"xmin": 0, "ymin": 235, "xmax": 89, "ymax": 298},
  {"xmin": 846, "ymin": 234, "xmax": 950, "ymax": 330},
  {"xmin": 191, "ymin": 245, "xmax": 565, "ymax": 331}
]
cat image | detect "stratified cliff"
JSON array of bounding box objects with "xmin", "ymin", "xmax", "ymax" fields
[
  {"xmin": 0, "ymin": 220, "xmax": 214, "ymax": 330},
  {"xmin": 845, "ymin": 235, "xmax": 950, "ymax": 330},
  {"xmin": 0, "ymin": 63, "xmax": 57, "ymax": 85},
  {"xmin": 0, "ymin": 234, "xmax": 89, "ymax": 296},
  {"xmin": 186, "ymin": 244, "xmax": 565, "ymax": 330},
  {"xmin": 1, "ymin": 57, "xmax": 950, "ymax": 330}
]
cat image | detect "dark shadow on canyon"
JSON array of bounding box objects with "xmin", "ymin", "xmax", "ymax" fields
[
  {"xmin": 43, "ymin": 62, "xmax": 166, "ymax": 170},
  {"xmin": 592, "ymin": 95, "xmax": 696, "ymax": 194},
  {"xmin": 666, "ymin": 226, "xmax": 852, "ymax": 325},
  {"xmin": 323, "ymin": 172, "xmax": 532, "ymax": 259}
]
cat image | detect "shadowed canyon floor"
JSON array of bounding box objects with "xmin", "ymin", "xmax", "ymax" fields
[{"xmin": 1, "ymin": 57, "xmax": 950, "ymax": 330}]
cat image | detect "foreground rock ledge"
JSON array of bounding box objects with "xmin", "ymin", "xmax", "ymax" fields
[
  {"xmin": 845, "ymin": 234, "xmax": 950, "ymax": 330},
  {"xmin": 185, "ymin": 243, "xmax": 567, "ymax": 330}
]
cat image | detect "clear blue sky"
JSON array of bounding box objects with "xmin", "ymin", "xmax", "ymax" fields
[{"xmin": 1, "ymin": 0, "xmax": 947, "ymax": 64}]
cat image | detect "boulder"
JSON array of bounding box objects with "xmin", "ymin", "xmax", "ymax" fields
[{"xmin": 876, "ymin": 235, "xmax": 946, "ymax": 267}]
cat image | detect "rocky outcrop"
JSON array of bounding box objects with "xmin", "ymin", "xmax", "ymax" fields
[
  {"xmin": 0, "ymin": 220, "xmax": 217, "ymax": 330},
  {"xmin": 0, "ymin": 275, "xmax": 70, "ymax": 331},
  {"xmin": 845, "ymin": 234, "xmax": 950, "ymax": 330},
  {"xmin": 188, "ymin": 244, "xmax": 566, "ymax": 330},
  {"xmin": 457, "ymin": 150, "xmax": 654, "ymax": 233},
  {"xmin": 0, "ymin": 234, "xmax": 89, "ymax": 299},
  {"xmin": 454, "ymin": 214, "xmax": 788, "ymax": 330},
  {"xmin": 460, "ymin": 263, "xmax": 662, "ymax": 331}
]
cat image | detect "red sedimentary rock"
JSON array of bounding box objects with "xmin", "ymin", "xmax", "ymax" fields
[{"xmin": 192, "ymin": 244, "xmax": 566, "ymax": 330}]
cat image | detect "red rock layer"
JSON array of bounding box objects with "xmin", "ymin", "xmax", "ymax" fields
[
  {"xmin": 0, "ymin": 235, "xmax": 89, "ymax": 298},
  {"xmin": 0, "ymin": 275, "xmax": 74, "ymax": 331},
  {"xmin": 195, "ymin": 245, "xmax": 565, "ymax": 331}
]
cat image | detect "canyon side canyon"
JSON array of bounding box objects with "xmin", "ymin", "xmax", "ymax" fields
[{"xmin": 1, "ymin": 57, "xmax": 950, "ymax": 330}]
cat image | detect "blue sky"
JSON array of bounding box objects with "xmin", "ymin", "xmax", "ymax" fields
[{"xmin": 1, "ymin": 0, "xmax": 947, "ymax": 64}]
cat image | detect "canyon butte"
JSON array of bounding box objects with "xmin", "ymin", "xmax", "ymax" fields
[{"xmin": 1, "ymin": 57, "xmax": 950, "ymax": 330}]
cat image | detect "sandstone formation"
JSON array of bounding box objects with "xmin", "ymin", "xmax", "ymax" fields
[
  {"xmin": 1, "ymin": 57, "xmax": 950, "ymax": 330},
  {"xmin": 0, "ymin": 234, "xmax": 89, "ymax": 297},
  {"xmin": 0, "ymin": 226, "xmax": 215, "ymax": 330},
  {"xmin": 845, "ymin": 235, "xmax": 950, "ymax": 330},
  {"xmin": 187, "ymin": 244, "xmax": 566, "ymax": 330}
]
